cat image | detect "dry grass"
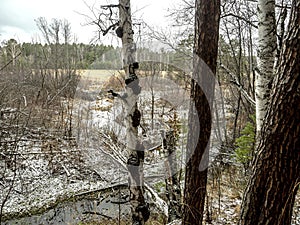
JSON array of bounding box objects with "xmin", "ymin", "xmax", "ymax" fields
[
  {"xmin": 80, "ymin": 70, "xmax": 124, "ymax": 82},
  {"xmin": 205, "ymin": 166, "xmax": 246, "ymax": 224},
  {"xmin": 77, "ymin": 215, "xmax": 165, "ymax": 225}
]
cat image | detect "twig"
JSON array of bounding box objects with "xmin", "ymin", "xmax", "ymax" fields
[
  {"xmin": 0, "ymin": 51, "xmax": 22, "ymax": 72},
  {"xmin": 147, "ymin": 144, "xmax": 162, "ymax": 152},
  {"xmin": 101, "ymin": 4, "xmax": 120, "ymax": 9},
  {"xmin": 60, "ymin": 163, "xmax": 71, "ymax": 176},
  {"xmin": 221, "ymin": 13, "xmax": 258, "ymax": 28},
  {"xmin": 75, "ymin": 183, "xmax": 128, "ymax": 197},
  {"xmin": 3, "ymin": 150, "xmax": 79, "ymax": 155},
  {"xmin": 47, "ymin": 78, "xmax": 72, "ymax": 105},
  {"xmin": 103, "ymin": 22, "xmax": 119, "ymax": 36},
  {"xmin": 220, "ymin": 64, "xmax": 256, "ymax": 106},
  {"xmin": 82, "ymin": 211, "xmax": 113, "ymax": 219},
  {"xmin": 145, "ymin": 183, "xmax": 168, "ymax": 217},
  {"xmin": 0, "ymin": 156, "xmax": 17, "ymax": 224}
]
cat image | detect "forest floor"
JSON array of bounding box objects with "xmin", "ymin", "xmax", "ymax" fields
[
  {"xmin": 205, "ymin": 168, "xmax": 299, "ymax": 225},
  {"xmin": 1, "ymin": 71, "xmax": 299, "ymax": 225}
]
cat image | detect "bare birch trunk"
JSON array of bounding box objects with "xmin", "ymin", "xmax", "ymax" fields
[
  {"xmin": 255, "ymin": 0, "xmax": 276, "ymax": 135},
  {"xmin": 118, "ymin": 0, "xmax": 149, "ymax": 224}
]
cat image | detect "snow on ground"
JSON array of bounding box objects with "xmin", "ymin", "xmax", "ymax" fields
[{"xmin": 3, "ymin": 74, "xmax": 297, "ymax": 225}]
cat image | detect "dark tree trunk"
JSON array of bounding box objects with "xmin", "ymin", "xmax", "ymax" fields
[
  {"xmin": 239, "ymin": 1, "xmax": 300, "ymax": 224},
  {"xmin": 183, "ymin": 0, "xmax": 220, "ymax": 224}
]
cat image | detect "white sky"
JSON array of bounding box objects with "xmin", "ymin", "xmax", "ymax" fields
[{"xmin": 0, "ymin": 0, "xmax": 180, "ymax": 44}]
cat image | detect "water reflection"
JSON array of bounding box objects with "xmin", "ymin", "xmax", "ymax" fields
[{"xmin": 3, "ymin": 188, "xmax": 130, "ymax": 225}]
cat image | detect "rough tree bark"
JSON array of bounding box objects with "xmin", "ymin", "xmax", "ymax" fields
[
  {"xmin": 118, "ymin": 0, "xmax": 149, "ymax": 224},
  {"xmin": 239, "ymin": 1, "xmax": 300, "ymax": 224},
  {"xmin": 183, "ymin": 0, "xmax": 220, "ymax": 224},
  {"xmin": 255, "ymin": 0, "xmax": 277, "ymax": 136}
]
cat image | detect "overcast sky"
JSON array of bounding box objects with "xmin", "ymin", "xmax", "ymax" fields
[{"xmin": 0, "ymin": 0, "xmax": 180, "ymax": 44}]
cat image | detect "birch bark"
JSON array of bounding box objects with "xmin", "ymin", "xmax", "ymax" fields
[
  {"xmin": 119, "ymin": 0, "xmax": 148, "ymax": 224},
  {"xmin": 255, "ymin": 0, "xmax": 276, "ymax": 135}
]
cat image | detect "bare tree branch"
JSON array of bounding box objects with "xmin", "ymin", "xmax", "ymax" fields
[
  {"xmin": 221, "ymin": 13, "xmax": 258, "ymax": 28},
  {"xmin": 101, "ymin": 4, "xmax": 120, "ymax": 9},
  {"xmin": 0, "ymin": 51, "xmax": 22, "ymax": 71},
  {"xmin": 220, "ymin": 64, "xmax": 256, "ymax": 106}
]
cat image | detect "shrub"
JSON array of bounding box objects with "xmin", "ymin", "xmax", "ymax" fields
[{"xmin": 234, "ymin": 115, "xmax": 255, "ymax": 172}]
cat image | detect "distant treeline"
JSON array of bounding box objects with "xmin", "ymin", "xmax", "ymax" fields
[
  {"xmin": 0, "ymin": 39, "xmax": 190, "ymax": 71},
  {"xmin": 0, "ymin": 39, "xmax": 121, "ymax": 70}
]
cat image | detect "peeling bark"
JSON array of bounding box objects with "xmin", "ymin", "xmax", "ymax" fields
[{"xmin": 118, "ymin": 0, "xmax": 149, "ymax": 224}]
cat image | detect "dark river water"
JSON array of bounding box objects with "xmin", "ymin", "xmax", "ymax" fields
[{"xmin": 2, "ymin": 188, "xmax": 131, "ymax": 225}]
